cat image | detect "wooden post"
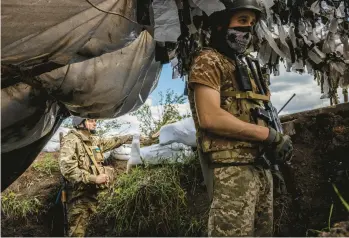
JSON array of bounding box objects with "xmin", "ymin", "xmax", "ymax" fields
[{"xmin": 343, "ymin": 89, "xmax": 348, "ymax": 103}]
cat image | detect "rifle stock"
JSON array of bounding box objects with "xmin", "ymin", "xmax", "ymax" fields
[{"xmin": 59, "ymin": 132, "xmax": 69, "ymax": 237}]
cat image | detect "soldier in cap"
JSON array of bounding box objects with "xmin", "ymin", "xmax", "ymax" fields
[
  {"xmin": 187, "ymin": 0, "xmax": 293, "ymax": 236},
  {"xmin": 59, "ymin": 116, "xmax": 133, "ymax": 237}
]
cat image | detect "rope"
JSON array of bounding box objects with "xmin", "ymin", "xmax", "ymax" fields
[{"xmin": 85, "ymin": 0, "xmax": 139, "ymax": 24}]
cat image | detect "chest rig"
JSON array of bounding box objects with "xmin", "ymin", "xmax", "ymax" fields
[{"xmin": 200, "ymin": 50, "xmax": 271, "ymax": 164}]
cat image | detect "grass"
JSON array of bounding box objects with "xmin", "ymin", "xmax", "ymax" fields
[
  {"xmin": 332, "ymin": 184, "xmax": 349, "ymax": 212},
  {"xmin": 32, "ymin": 153, "xmax": 59, "ymax": 175},
  {"xmin": 94, "ymin": 154, "xmax": 208, "ymax": 236},
  {"xmin": 1, "ymin": 191, "xmax": 43, "ymax": 220}
]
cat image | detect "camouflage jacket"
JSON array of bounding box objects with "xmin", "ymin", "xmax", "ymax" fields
[
  {"xmin": 188, "ymin": 48, "xmax": 270, "ymax": 164},
  {"xmin": 59, "ymin": 129, "xmax": 132, "ymax": 198}
]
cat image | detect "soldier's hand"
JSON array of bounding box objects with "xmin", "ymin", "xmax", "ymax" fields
[
  {"xmin": 264, "ymin": 127, "xmax": 293, "ymax": 164},
  {"xmin": 95, "ymin": 174, "xmax": 109, "ymax": 184}
]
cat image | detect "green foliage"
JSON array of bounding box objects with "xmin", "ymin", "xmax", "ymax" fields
[
  {"xmin": 95, "ymin": 119, "xmax": 130, "ymax": 136},
  {"xmin": 32, "ymin": 153, "xmax": 59, "ymax": 175},
  {"xmin": 95, "ymin": 155, "xmax": 207, "ymax": 236},
  {"xmin": 131, "ymin": 89, "xmax": 191, "ymax": 137},
  {"xmin": 1, "ymin": 191, "xmax": 43, "ymax": 219}
]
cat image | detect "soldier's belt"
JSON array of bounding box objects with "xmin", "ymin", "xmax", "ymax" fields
[
  {"xmin": 220, "ymin": 91, "xmax": 270, "ymax": 101},
  {"xmin": 208, "ymin": 148, "xmax": 258, "ymax": 164}
]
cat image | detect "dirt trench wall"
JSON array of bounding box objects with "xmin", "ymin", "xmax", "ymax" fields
[{"xmin": 275, "ymin": 103, "xmax": 349, "ymax": 236}]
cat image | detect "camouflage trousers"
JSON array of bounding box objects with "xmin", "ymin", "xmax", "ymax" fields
[
  {"xmin": 199, "ymin": 148, "xmax": 273, "ymax": 237},
  {"xmin": 67, "ymin": 196, "xmax": 97, "ymax": 237}
]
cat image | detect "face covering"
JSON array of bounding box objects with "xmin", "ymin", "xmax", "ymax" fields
[{"xmin": 225, "ymin": 26, "xmax": 253, "ymax": 54}]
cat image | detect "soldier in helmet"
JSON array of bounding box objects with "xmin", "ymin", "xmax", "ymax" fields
[
  {"xmin": 59, "ymin": 116, "xmax": 133, "ymax": 237},
  {"xmin": 187, "ymin": 0, "xmax": 293, "ymax": 236}
]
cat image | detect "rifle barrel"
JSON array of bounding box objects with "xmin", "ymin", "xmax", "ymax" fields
[{"xmin": 278, "ymin": 93, "xmax": 296, "ymax": 115}]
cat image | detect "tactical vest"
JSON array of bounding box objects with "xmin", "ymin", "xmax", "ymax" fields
[
  {"xmin": 69, "ymin": 130, "xmax": 114, "ymax": 188},
  {"xmin": 190, "ymin": 48, "xmax": 270, "ymax": 164}
]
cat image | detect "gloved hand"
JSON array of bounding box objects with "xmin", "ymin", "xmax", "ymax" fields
[{"xmin": 264, "ymin": 127, "xmax": 293, "ymax": 164}]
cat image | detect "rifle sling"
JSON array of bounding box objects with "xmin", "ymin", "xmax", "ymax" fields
[{"xmin": 82, "ymin": 143, "xmax": 102, "ymax": 175}]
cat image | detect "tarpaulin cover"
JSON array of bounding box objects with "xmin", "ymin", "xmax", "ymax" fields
[
  {"xmin": 1, "ymin": 83, "xmax": 61, "ymax": 153},
  {"xmin": 1, "ymin": 0, "xmax": 161, "ymax": 190},
  {"xmin": 37, "ymin": 30, "xmax": 161, "ymax": 118},
  {"xmin": 2, "ymin": 0, "xmax": 138, "ymax": 65}
]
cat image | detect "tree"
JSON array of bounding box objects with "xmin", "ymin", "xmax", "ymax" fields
[
  {"xmin": 95, "ymin": 119, "xmax": 130, "ymax": 137},
  {"xmin": 131, "ymin": 89, "xmax": 191, "ymax": 138}
]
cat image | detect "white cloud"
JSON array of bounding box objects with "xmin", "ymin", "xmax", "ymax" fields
[
  {"xmin": 145, "ymin": 98, "xmax": 152, "ymax": 106},
  {"xmin": 103, "ymin": 114, "xmax": 140, "ymax": 136},
  {"xmin": 269, "ymin": 66, "xmax": 345, "ymax": 115}
]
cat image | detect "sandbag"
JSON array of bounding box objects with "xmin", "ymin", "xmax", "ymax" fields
[
  {"xmin": 42, "ymin": 127, "xmax": 71, "ymax": 152},
  {"xmin": 127, "ymin": 142, "xmax": 194, "ymax": 168},
  {"xmin": 110, "ymin": 144, "xmax": 132, "ymax": 160},
  {"xmin": 159, "ymin": 117, "xmax": 197, "ymax": 147}
]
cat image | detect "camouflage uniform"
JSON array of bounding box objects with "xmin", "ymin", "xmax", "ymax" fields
[
  {"xmin": 188, "ymin": 48, "xmax": 273, "ymax": 236},
  {"xmin": 59, "ymin": 129, "xmax": 132, "ymax": 237}
]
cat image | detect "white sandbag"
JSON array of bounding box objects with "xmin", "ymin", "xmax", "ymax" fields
[
  {"xmin": 42, "ymin": 127, "xmax": 71, "ymax": 152},
  {"xmin": 159, "ymin": 117, "xmax": 197, "ymax": 147},
  {"xmin": 127, "ymin": 142, "xmax": 194, "ymax": 169},
  {"xmin": 49, "ymin": 127, "xmax": 71, "ymax": 143},
  {"xmin": 42, "ymin": 141, "xmax": 60, "ymax": 152},
  {"xmin": 110, "ymin": 144, "xmax": 132, "ymax": 161}
]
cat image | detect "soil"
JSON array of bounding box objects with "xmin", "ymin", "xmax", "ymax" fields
[
  {"xmin": 274, "ymin": 103, "xmax": 349, "ymax": 236},
  {"xmin": 1, "ymin": 103, "xmax": 349, "ymax": 237}
]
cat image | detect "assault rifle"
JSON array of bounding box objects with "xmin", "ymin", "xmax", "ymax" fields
[
  {"xmin": 59, "ymin": 132, "xmax": 69, "ymax": 237},
  {"xmin": 245, "ymin": 56, "xmax": 295, "ymax": 194}
]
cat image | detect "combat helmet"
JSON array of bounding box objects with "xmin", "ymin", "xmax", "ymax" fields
[
  {"xmin": 209, "ymin": 0, "xmax": 264, "ymax": 28},
  {"xmin": 72, "ymin": 116, "xmax": 86, "ymax": 128},
  {"xmin": 220, "ymin": 0, "xmax": 263, "ymax": 14}
]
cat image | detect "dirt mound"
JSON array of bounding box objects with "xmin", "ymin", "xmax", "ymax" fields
[
  {"xmin": 319, "ymin": 221, "xmax": 349, "ymax": 237},
  {"xmin": 1, "ymin": 152, "xmax": 128, "ymax": 237},
  {"xmin": 275, "ymin": 103, "xmax": 349, "ymax": 236}
]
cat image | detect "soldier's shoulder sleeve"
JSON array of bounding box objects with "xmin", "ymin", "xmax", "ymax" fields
[
  {"xmin": 188, "ymin": 49, "xmax": 223, "ymax": 92},
  {"xmin": 99, "ymin": 134, "xmax": 133, "ymax": 152}
]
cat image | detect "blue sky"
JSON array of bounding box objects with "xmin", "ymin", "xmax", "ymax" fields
[{"xmin": 150, "ymin": 63, "xmax": 186, "ymax": 105}]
